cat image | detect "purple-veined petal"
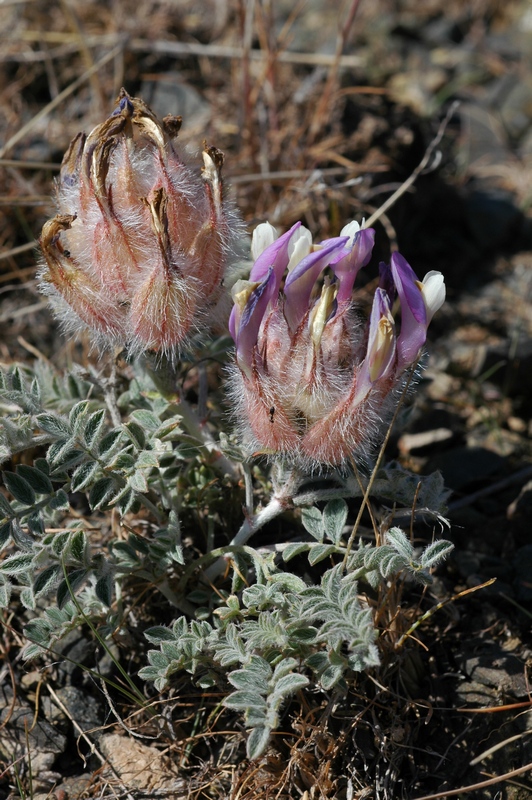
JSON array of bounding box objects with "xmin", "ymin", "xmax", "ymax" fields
[
  {"xmin": 232, "ymin": 268, "xmax": 276, "ymax": 377},
  {"xmin": 283, "ymin": 237, "xmax": 348, "ymax": 330},
  {"xmin": 391, "ymin": 252, "xmax": 428, "ymax": 367},
  {"xmin": 331, "ymin": 227, "xmax": 375, "ymax": 305},
  {"xmin": 249, "ymin": 221, "xmax": 301, "ymax": 284}
]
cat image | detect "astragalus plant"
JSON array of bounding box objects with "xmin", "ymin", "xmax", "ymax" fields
[{"xmin": 0, "ymin": 91, "xmax": 452, "ymax": 761}]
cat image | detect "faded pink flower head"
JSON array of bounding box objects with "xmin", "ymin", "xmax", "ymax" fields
[
  {"xmin": 39, "ymin": 89, "xmax": 240, "ymax": 357},
  {"xmin": 229, "ymin": 222, "xmax": 445, "ymax": 470}
]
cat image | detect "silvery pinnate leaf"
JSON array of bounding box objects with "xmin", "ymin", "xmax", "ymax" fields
[
  {"xmin": 420, "ymin": 539, "xmax": 454, "ymax": 569},
  {"xmin": 48, "ymin": 489, "xmax": 70, "ymax": 512},
  {"xmin": 129, "ymin": 409, "xmax": 160, "ymax": 431},
  {"xmin": 25, "ymin": 512, "xmax": 45, "ymax": 537},
  {"xmin": 123, "ymin": 421, "xmax": 146, "ymax": 450},
  {"xmin": 307, "ymin": 543, "xmax": 339, "ymax": 566},
  {"xmin": 98, "ymin": 430, "xmax": 124, "ymax": 458},
  {"xmin": 246, "ymin": 726, "xmax": 271, "ymax": 760},
  {"xmin": 89, "ymin": 477, "xmax": 118, "ymax": 510},
  {"xmin": 282, "ymin": 542, "xmax": 311, "ymax": 562},
  {"xmin": 33, "ymin": 565, "xmax": 62, "ymax": 598},
  {"xmin": 0, "ymin": 491, "xmax": 14, "ymax": 518},
  {"xmin": 300, "ymin": 506, "xmax": 323, "ymax": 541},
  {"xmin": 386, "ymin": 527, "xmax": 414, "ymax": 560},
  {"xmin": 144, "ymin": 626, "xmax": 176, "ymax": 645},
  {"xmin": 0, "ymin": 521, "xmax": 12, "ymax": 549},
  {"xmin": 0, "ymin": 552, "xmax": 34, "ymax": 574},
  {"xmin": 322, "ymin": 498, "xmax": 348, "ymax": 545},
  {"xmin": 35, "ymin": 413, "xmax": 70, "ymax": 438},
  {"xmin": 0, "ymin": 575, "xmax": 11, "ymax": 607},
  {"xmin": 271, "ymin": 672, "xmax": 309, "ymax": 699},
  {"xmin": 3, "ymin": 471, "xmax": 36, "ymax": 506},
  {"xmin": 95, "ymin": 574, "xmax": 113, "ymax": 607},
  {"xmin": 16, "ymin": 464, "xmax": 54, "ymax": 495},
  {"xmin": 69, "ymin": 399, "xmax": 91, "ymax": 431},
  {"xmin": 56, "ymin": 568, "xmax": 89, "ymax": 608},
  {"xmin": 70, "ymin": 461, "xmax": 100, "ymax": 493},
  {"xmin": 83, "ymin": 409, "xmax": 107, "ymax": 448},
  {"xmin": 223, "ymin": 690, "xmax": 265, "ymax": 711}
]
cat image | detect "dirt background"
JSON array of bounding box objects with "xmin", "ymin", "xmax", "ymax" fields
[{"xmin": 1, "ymin": 0, "xmax": 532, "ymax": 798}]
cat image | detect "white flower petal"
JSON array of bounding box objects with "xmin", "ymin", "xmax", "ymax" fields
[
  {"xmin": 340, "ymin": 220, "xmax": 361, "ymax": 246},
  {"xmin": 287, "ymin": 226, "xmax": 313, "ymax": 272},
  {"xmin": 421, "ymin": 271, "xmax": 446, "ymax": 322},
  {"xmin": 251, "ymin": 222, "xmax": 278, "ymax": 261}
]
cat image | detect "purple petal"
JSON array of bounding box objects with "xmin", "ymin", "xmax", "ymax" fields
[
  {"xmin": 378, "ymin": 261, "xmax": 395, "ymax": 303},
  {"xmin": 331, "ymin": 228, "xmax": 375, "ymax": 305},
  {"xmin": 233, "ymin": 268, "xmax": 276, "ymax": 374},
  {"xmin": 390, "ymin": 252, "xmax": 427, "ymax": 367},
  {"xmin": 249, "ymin": 222, "xmax": 301, "ymax": 285},
  {"xmin": 283, "ymin": 237, "xmax": 348, "ymax": 330}
]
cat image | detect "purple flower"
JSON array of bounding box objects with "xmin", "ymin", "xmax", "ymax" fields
[{"xmin": 229, "ymin": 222, "xmax": 445, "ymax": 470}]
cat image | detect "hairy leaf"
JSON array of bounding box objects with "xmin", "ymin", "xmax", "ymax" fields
[
  {"xmin": 300, "ymin": 506, "xmax": 323, "ymax": 541},
  {"xmin": 16, "ymin": 464, "xmax": 53, "ymax": 495},
  {"xmin": 36, "ymin": 413, "xmax": 70, "ymax": 437},
  {"xmin": 3, "ymin": 471, "xmax": 36, "ymax": 506},
  {"xmin": 322, "ymin": 498, "xmax": 348, "ymax": 545}
]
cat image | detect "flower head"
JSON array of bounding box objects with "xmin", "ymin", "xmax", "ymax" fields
[
  {"xmin": 229, "ymin": 223, "xmax": 445, "ymax": 470},
  {"xmin": 39, "ymin": 89, "xmax": 240, "ymax": 356}
]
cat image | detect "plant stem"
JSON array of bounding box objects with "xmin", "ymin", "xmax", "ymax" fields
[{"xmin": 140, "ymin": 353, "xmax": 240, "ymax": 480}]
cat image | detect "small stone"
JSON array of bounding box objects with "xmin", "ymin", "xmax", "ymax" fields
[
  {"xmin": 398, "ymin": 427, "xmax": 455, "ymax": 455},
  {"xmin": 507, "ymin": 415, "xmax": 527, "ymax": 433},
  {"xmin": 99, "ymin": 734, "xmax": 186, "ymax": 793}
]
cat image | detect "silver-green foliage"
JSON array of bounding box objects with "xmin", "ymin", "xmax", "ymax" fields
[
  {"xmin": 0, "ymin": 362, "xmax": 185, "ymax": 646},
  {"xmin": 0, "ymin": 361, "xmax": 453, "ymax": 760},
  {"xmin": 140, "ymin": 501, "xmax": 453, "ymax": 758}
]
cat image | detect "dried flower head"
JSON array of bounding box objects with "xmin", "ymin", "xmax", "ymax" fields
[
  {"xmin": 228, "ymin": 221, "xmax": 445, "ymax": 471},
  {"xmin": 39, "ymin": 89, "xmax": 240, "ymax": 356}
]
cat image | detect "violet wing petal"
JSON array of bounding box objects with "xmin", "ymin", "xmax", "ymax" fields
[
  {"xmin": 248, "ymin": 222, "xmax": 301, "ymax": 284},
  {"xmin": 378, "ymin": 261, "xmax": 395, "ymax": 303},
  {"xmin": 283, "ymin": 237, "xmax": 348, "ymax": 330},
  {"xmin": 332, "ymin": 228, "xmax": 375, "ymax": 305},
  {"xmin": 391, "ymin": 252, "xmax": 428, "ymax": 367},
  {"xmin": 234, "ymin": 267, "xmax": 276, "ymax": 371}
]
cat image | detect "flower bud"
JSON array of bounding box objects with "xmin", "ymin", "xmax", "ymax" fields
[
  {"xmin": 39, "ymin": 89, "xmax": 240, "ymax": 356},
  {"xmin": 229, "ymin": 223, "xmax": 445, "ymax": 470}
]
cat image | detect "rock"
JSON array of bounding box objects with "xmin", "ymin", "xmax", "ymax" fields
[
  {"xmin": 398, "ymin": 427, "xmax": 455, "ymax": 455},
  {"xmin": 42, "ymin": 685, "xmax": 104, "ymax": 735},
  {"xmin": 54, "ymin": 774, "xmax": 92, "ymax": 798},
  {"xmin": 0, "ymin": 690, "xmax": 66, "ymax": 788},
  {"xmin": 99, "ymin": 733, "xmax": 187, "ymax": 793}
]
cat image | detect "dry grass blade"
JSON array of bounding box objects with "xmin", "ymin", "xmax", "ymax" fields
[{"xmin": 0, "ymin": 242, "xmax": 36, "ymax": 260}]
